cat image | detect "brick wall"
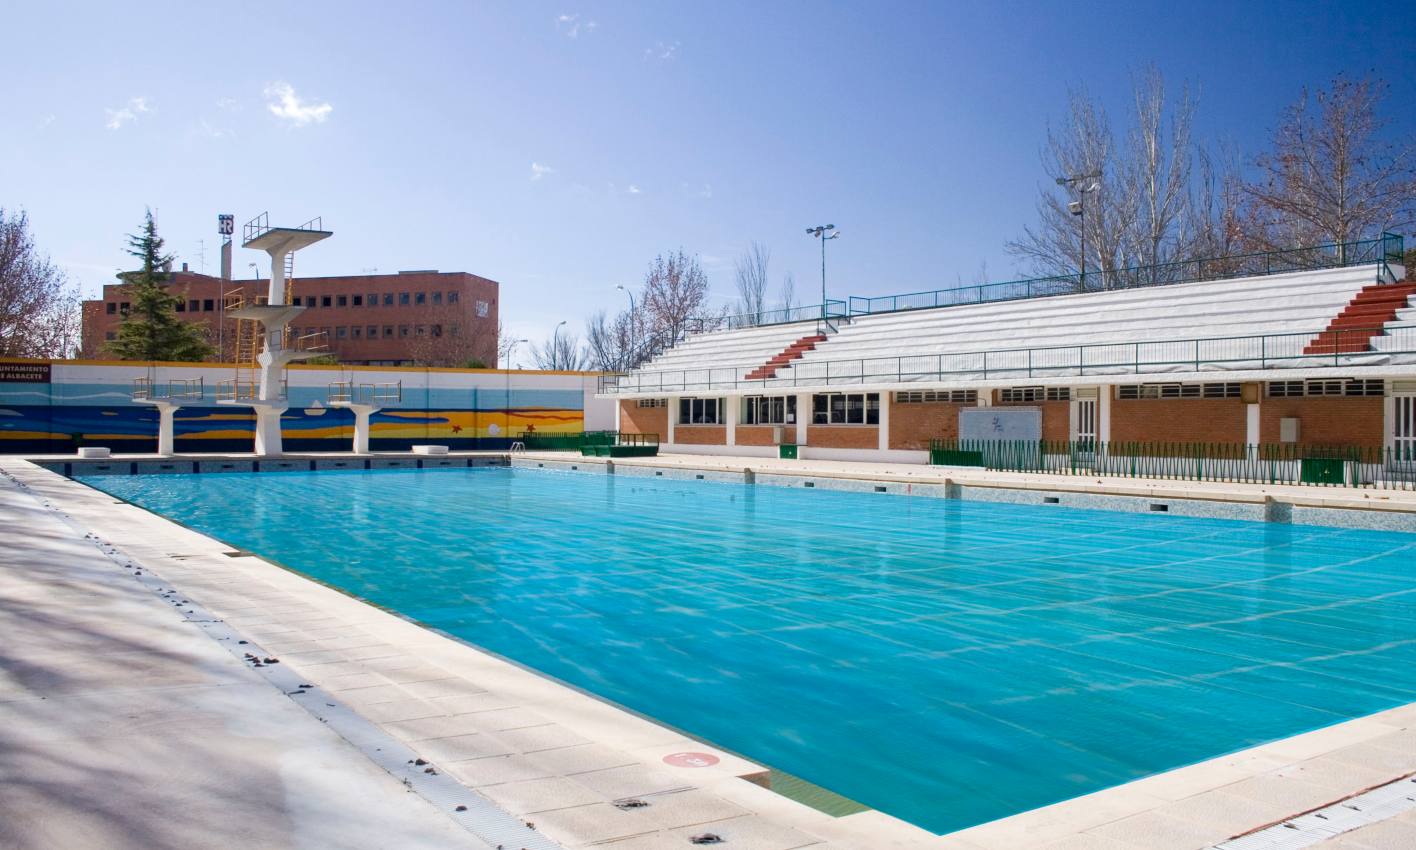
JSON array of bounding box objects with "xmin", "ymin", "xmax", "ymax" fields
[
  {"xmin": 1110, "ymin": 397, "xmax": 1248, "ymax": 443},
  {"xmin": 807, "ymin": 426, "xmax": 878, "ymax": 449},
  {"xmin": 992, "ymin": 395, "xmax": 1071, "ymax": 441},
  {"xmin": 618, "ymin": 400, "xmax": 667, "ymax": 437},
  {"xmin": 736, "ymin": 425, "xmax": 779, "ymax": 446},
  {"xmin": 674, "ymin": 425, "xmax": 727, "ymax": 445},
  {"xmin": 1259, "ymin": 396, "xmax": 1385, "ymax": 448},
  {"xmin": 888, "ymin": 399, "xmax": 966, "ymax": 450}
]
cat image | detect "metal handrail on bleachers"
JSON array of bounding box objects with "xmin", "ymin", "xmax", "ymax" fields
[{"xmin": 601, "ymin": 322, "xmax": 1416, "ymax": 394}]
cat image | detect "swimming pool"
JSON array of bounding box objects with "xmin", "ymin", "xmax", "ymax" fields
[{"xmin": 82, "ymin": 467, "xmax": 1416, "ymax": 834}]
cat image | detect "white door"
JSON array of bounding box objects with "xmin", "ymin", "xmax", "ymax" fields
[
  {"xmin": 1395, "ymin": 394, "xmax": 1416, "ymax": 467},
  {"xmin": 1072, "ymin": 398, "xmax": 1098, "ymax": 452}
]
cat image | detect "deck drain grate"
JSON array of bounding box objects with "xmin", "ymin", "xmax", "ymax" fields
[{"xmin": 1215, "ymin": 773, "xmax": 1416, "ymax": 849}]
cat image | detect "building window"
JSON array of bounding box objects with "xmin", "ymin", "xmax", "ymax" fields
[
  {"xmin": 337, "ymin": 295, "xmax": 348, "ymax": 307},
  {"xmin": 302, "ymin": 295, "xmax": 314, "ymax": 307},
  {"xmin": 202, "ymin": 299, "xmax": 214, "ymax": 311},
  {"xmin": 188, "ymin": 299, "xmax": 200, "ymax": 312},
  {"xmin": 352, "ymin": 294, "xmax": 363, "ymax": 307},
  {"xmin": 383, "ymin": 293, "xmax": 394, "ymax": 306},
  {"xmin": 384, "ymin": 325, "xmax": 395, "ymax": 337},
  {"xmin": 678, "ymin": 397, "xmax": 725, "ymax": 425},
  {"xmin": 432, "ymin": 292, "xmax": 442, "ymax": 305},
  {"xmin": 415, "ymin": 325, "xmax": 427, "ymax": 337},
  {"xmin": 894, "ymin": 389, "xmax": 978, "ymax": 404},
  {"xmin": 399, "ymin": 292, "xmax": 410, "ymax": 305},
  {"xmin": 1267, "ymin": 379, "xmax": 1384, "ymax": 398},
  {"xmin": 431, "ymin": 324, "xmax": 442, "ymax": 337},
  {"xmin": 106, "ymin": 302, "xmax": 117, "ymax": 315},
  {"xmin": 320, "ymin": 295, "xmax": 332, "ymax": 308},
  {"xmin": 367, "ymin": 292, "xmax": 378, "ymax": 307},
  {"xmin": 742, "ymin": 395, "xmax": 796, "ymax": 425},
  {"xmin": 399, "ymin": 325, "xmax": 410, "ymax": 337},
  {"xmin": 475, "ymin": 299, "xmax": 490, "ymax": 318},
  {"xmin": 366, "ymin": 325, "xmax": 379, "ymax": 338},
  {"xmin": 415, "ymin": 292, "xmax": 426, "ymax": 305},
  {"xmin": 105, "ymin": 331, "xmax": 116, "ymax": 340},
  {"xmin": 998, "ymin": 386, "xmax": 1068, "ymax": 403},
  {"xmin": 448, "ymin": 291, "xmax": 459, "ymax": 304},
  {"xmin": 174, "ymin": 301, "xmax": 185, "ymax": 312},
  {"xmin": 811, "ymin": 392, "xmax": 880, "ymax": 425},
  {"xmin": 637, "ymin": 398, "xmax": 666, "ymax": 408},
  {"xmin": 351, "ymin": 326, "xmax": 362, "ymax": 339},
  {"xmin": 335, "ymin": 326, "xmax": 347, "ymax": 339},
  {"xmin": 1117, "ymin": 382, "xmax": 1241, "ymax": 400}
]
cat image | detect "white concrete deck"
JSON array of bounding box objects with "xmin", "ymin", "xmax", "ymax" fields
[{"xmin": 3, "ymin": 452, "xmax": 1415, "ymax": 850}]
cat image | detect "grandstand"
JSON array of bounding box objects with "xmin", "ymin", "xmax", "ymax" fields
[{"xmin": 605, "ymin": 235, "xmax": 1416, "ymax": 463}]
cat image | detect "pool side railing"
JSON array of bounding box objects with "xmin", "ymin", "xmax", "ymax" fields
[
  {"xmin": 516, "ymin": 431, "xmax": 661, "ymax": 457},
  {"xmin": 927, "ymin": 439, "xmax": 1416, "ymax": 491}
]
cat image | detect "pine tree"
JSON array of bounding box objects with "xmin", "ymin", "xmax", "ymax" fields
[{"xmin": 108, "ymin": 210, "xmax": 216, "ymax": 361}]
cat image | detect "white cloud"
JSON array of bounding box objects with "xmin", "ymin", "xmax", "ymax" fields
[
  {"xmin": 264, "ymin": 82, "xmax": 332, "ymax": 125},
  {"xmin": 530, "ymin": 161, "xmax": 555, "ymax": 181},
  {"xmin": 104, "ymin": 96, "xmax": 151, "ymax": 130},
  {"xmin": 197, "ymin": 120, "xmax": 233, "ymax": 139},
  {"xmin": 627, "ymin": 184, "xmax": 642, "ymax": 195},
  {"xmin": 555, "ymin": 13, "xmax": 596, "ymax": 38},
  {"xmin": 215, "ymin": 97, "xmax": 240, "ymax": 111},
  {"xmin": 644, "ymin": 40, "xmax": 679, "ymax": 60},
  {"xmin": 39, "ymin": 113, "xmax": 56, "ymax": 128}
]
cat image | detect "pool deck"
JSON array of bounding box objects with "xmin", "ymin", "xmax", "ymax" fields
[{"xmin": 2, "ymin": 450, "xmax": 1415, "ymax": 849}]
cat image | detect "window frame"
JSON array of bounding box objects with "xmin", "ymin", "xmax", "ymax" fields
[{"xmin": 810, "ymin": 392, "xmax": 880, "ymax": 425}]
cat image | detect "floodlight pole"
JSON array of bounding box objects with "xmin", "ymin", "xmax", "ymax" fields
[
  {"xmin": 1057, "ymin": 172, "xmax": 1101, "ymax": 289},
  {"xmin": 617, "ymin": 285, "xmax": 635, "ymax": 366},
  {"xmin": 806, "ymin": 225, "xmax": 838, "ymax": 319}
]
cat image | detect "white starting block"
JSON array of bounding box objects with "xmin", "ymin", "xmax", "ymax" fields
[
  {"xmin": 411, "ymin": 445, "xmax": 449, "ymax": 456},
  {"xmin": 77, "ymin": 447, "xmax": 113, "ymax": 459}
]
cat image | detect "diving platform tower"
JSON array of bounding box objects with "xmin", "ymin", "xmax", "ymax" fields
[{"xmin": 220, "ymin": 213, "xmax": 332, "ymax": 456}]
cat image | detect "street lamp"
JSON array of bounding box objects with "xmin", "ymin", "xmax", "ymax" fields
[
  {"xmin": 805, "ymin": 224, "xmax": 840, "ymax": 319},
  {"xmin": 552, "ymin": 320, "xmax": 568, "ymax": 369},
  {"xmin": 616, "ymin": 284, "xmax": 636, "ymax": 365},
  {"xmin": 505, "ymin": 338, "xmax": 529, "ymax": 369},
  {"xmin": 1056, "ymin": 172, "xmax": 1101, "ymax": 288}
]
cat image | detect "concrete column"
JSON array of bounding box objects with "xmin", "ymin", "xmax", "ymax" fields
[
  {"xmin": 156, "ymin": 403, "xmax": 177, "ymax": 456},
  {"xmin": 725, "ymin": 396, "xmax": 737, "ymax": 447},
  {"xmin": 1246, "ymin": 403, "xmax": 1260, "ymax": 447},
  {"xmin": 268, "ymin": 248, "xmax": 289, "ymax": 305},
  {"xmin": 666, "ymin": 396, "xmax": 676, "ymax": 445},
  {"xmin": 351, "ymin": 406, "xmax": 378, "ymax": 454},
  {"xmin": 252, "ymin": 406, "xmax": 287, "ymax": 457},
  {"xmin": 795, "ymin": 392, "xmax": 811, "ymax": 445},
  {"xmin": 877, "ymin": 392, "xmax": 890, "ymax": 451},
  {"xmin": 1098, "ymin": 385, "xmax": 1112, "ymax": 443}
]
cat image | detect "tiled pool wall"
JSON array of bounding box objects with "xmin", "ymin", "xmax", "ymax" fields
[
  {"xmin": 40, "ymin": 453, "xmax": 1416, "ymax": 533},
  {"xmin": 517, "ymin": 456, "xmax": 1416, "ymax": 533},
  {"xmin": 40, "ymin": 455, "xmax": 511, "ymax": 478}
]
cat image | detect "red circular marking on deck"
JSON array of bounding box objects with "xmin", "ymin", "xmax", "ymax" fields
[{"xmin": 663, "ymin": 751, "xmax": 720, "ymax": 768}]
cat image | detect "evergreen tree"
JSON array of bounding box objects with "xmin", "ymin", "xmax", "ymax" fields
[{"xmin": 108, "ymin": 210, "xmax": 216, "ymax": 361}]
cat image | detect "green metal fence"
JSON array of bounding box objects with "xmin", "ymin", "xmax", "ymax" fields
[
  {"xmin": 517, "ymin": 430, "xmax": 661, "ymax": 457},
  {"xmin": 927, "ymin": 439, "xmax": 1416, "ymax": 490}
]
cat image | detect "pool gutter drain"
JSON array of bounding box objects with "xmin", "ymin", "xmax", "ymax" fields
[{"xmin": 1214, "ymin": 772, "xmax": 1416, "ymax": 849}]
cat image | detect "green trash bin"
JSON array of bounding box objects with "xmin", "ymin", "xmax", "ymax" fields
[
  {"xmin": 779, "ymin": 444, "xmax": 798, "ymax": 459},
  {"xmin": 1299, "ymin": 457, "xmax": 1345, "ymax": 485}
]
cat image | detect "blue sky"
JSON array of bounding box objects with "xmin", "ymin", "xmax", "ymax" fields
[{"xmin": 4, "ymin": 1, "xmax": 1414, "ymax": 351}]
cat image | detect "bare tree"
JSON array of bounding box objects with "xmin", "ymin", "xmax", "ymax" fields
[
  {"xmin": 0, "ymin": 209, "xmax": 82, "ymax": 358},
  {"xmin": 733, "ymin": 241, "xmax": 770, "ymax": 322},
  {"xmin": 531, "ymin": 328, "xmax": 589, "ymax": 370},
  {"xmin": 641, "ymin": 248, "xmax": 721, "ymax": 340},
  {"xmin": 778, "ymin": 271, "xmax": 797, "ymax": 313},
  {"xmin": 585, "ymin": 308, "xmax": 635, "ymax": 372},
  {"xmin": 1242, "ymin": 75, "xmax": 1416, "ymax": 249},
  {"xmin": 1009, "ymin": 71, "xmax": 1211, "ymax": 289}
]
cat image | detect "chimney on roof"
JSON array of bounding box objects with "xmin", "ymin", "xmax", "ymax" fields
[{"xmin": 181, "ymin": 262, "xmax": 189, "ymax": 272}]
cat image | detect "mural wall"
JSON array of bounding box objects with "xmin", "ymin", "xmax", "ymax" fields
[{"xmin": 0, "ymin": 360, "xmax": 614, "ymax": 454}]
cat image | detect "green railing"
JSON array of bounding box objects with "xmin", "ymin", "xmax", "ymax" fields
[
  {"xmin": 927, "ymin": 439, "xmax": 1416, "ymax": 490},
  {"xmin": 849, "ymin": 233, "xmax": 1404, "ymax": 316},
  {"xmin": 516, "ymin": 430, "xmax": 621, "ymax": 451}
]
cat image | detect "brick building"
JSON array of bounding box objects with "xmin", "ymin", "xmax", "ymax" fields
[
  {"xmin": 82, "ymin": 268, "xmax": 499, "ymax": 366},
  {"xmin": 602, "ymin": 244, "xmax": 1416, "ymax": 465}
]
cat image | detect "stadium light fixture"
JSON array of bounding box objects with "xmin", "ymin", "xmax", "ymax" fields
[
  {"xmin": 806, "ymin": 225, "xmax": 841, "ymax": 319},
  {"xmin": 1057, "ymin": 171, "xmax": 1103, "ymax": 288}
]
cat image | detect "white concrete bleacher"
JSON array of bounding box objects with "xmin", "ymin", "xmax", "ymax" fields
[
  {"xmin": 625, "ymin": 320, "xmax": 822, "ymax": 391},
  {"xmin": 776, "ymin": 265, "xmax": 1408, "ymax": 387},
  {"xmin": 615, "ymin": 264, "xmax": 1410, "ymax": 393}
]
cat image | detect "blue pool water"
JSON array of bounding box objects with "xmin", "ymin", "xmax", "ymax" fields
[{"xmin": 83, "ymin": 468, "xmax": 1416, "ymax": 834}]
